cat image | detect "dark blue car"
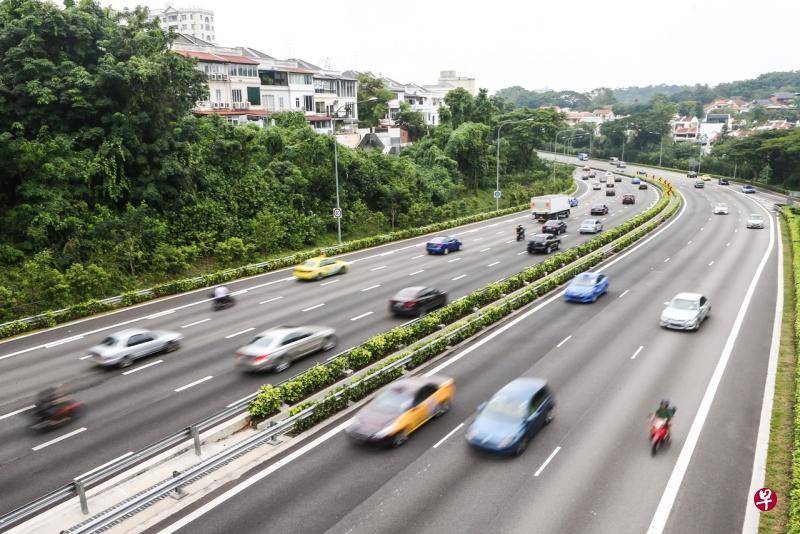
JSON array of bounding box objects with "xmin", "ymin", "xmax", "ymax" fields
[
  {"xmin": 564, "ymin": 272, "xmax": 609, "ymax": 303},
  {"xmin": 426, "ymin": 236, "xmax": 461, "ymax": 255},
  {"xmin": 466, "ymin": 378, "xmax": 554, "ymax": 456}
]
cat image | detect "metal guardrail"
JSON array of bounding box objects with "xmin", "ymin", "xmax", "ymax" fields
[
  {"xmin": 1, "ymin": 179, "xmax": 672, "ymax": 531},
  {"xmin": 63, "ymin": 189, "xmax": 678, "ymax": 532}
]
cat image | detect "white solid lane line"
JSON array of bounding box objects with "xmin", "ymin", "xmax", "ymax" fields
[
  {"xmin": 225, "ymin": 327, "xmax": 255, "ymax": 339},
  {"xmin": 259, "ymin": 296, "xmax": 284, "ymax": 305},
  {"xmin": 44, "ymin": 335, "xmax": 84, "ymax": 349},
  {"xmin": 360, "ymin": 285, "xmax": 381, "ymax": 292},
  {"xmin": 350, "ymin": 311, "xmax": 373, "ymax": 321},
  {"xmin": 556, "ymin": 335, "xmax": 572, "ymax": 348},
  {"xmin": 433, "ymin": 422, "xmax": 465, "ymax": 449},
  {"xmin": 0, "ymin": 404, "xmax": 36, "ymax": 421},
  {"xmin": 618, "ymin": 289, "xmax": 630, "ymax": 299},
  {"xmin": 230, "ymin": 289, "xmax": 248, "ymax": 296},
  {"xmin": 451, "ymin": 274, "xmax": 467, "ymax": 281},
  {"xmin": 122, "ymin": 359, "xmax": 163, "ymax": 376},
  {"xmin": 320, "ymin": 279, "xmax": 339, "ymax": 286},
  {"xmin": 447, "ymin": 258, "xmax": 462, "ymax": 263},
  {"xmin": 174, "ymin": 375, "xmax": 214, "ymax": 393},
  {"xmin": 370, "ymin": 265, "xmax": 387, "ymax": 271},
  {"xmin": 76, "ymin": 451, "xmax": 134, "ymax": 479},
  {"xmin": 534, "ymin": 446, "xmax": 561, "ymax": 477},
  {"xmin": 408, "ymin": 270, "xmax": 425, "ymax": 276},
  {"xmin": 630, "ymin": 346, "xmax": 644, "ymax": 360},
  {"xmin": 181, "ymin": 318, "xmax": 211, "ymax": 329},
  {"xmin": 487, "ymin": 261, "xmax": 501, "ymax": 267},
  {"xmin": 301, "ymin": 303, "xmax": 325, "ymax": 312},
  {"xmin": 32, "ymin": 427, "xmax": 87, "ymax": 451}
]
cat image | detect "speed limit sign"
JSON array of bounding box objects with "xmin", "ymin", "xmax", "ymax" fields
[{"xmin": 332, "ymin": 207, "xmax": 342, "ymax": 218}]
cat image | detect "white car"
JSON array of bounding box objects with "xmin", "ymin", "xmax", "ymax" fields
[
  {"xmin": 592, "ymin": 182, "xmax": 602, "ymax": 190},
  {"xmin": 88, "ymin": 328, "xmax": 182, "ymax": 367},
  {"xmin": 579, "ymin": 219, "xmax": 603, "ymax": 234},
  {"xmin": 660, "ymin": 293, "xmax": 711, "ymax": 331},
  {"xmin": 713, "ymin": 203, "xmax": 729, "ymax": 215},
  {"xmin": 604, "ymin": 171, "xmax": 613, "ymax": 179},
  {"xmin": 746, "ymin": 213, "xmax": 765, "ymax": 229}
]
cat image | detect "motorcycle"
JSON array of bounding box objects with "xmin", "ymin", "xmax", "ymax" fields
[
  {"xmin": 649, "ymin": 417, "xmax": 670, "ymax": 455},
  {"xmin": 211, "ymin": 294, "xmax": 235, "ymax": 311},
  {"xmin": 30, "ymin": 400, "xmax": 84, "ymax": 431},
  {"xmin": 515, "ymin": 227, "xmax": 526, "ymax": 241}
]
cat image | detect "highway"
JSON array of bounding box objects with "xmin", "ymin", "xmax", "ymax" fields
[
  {"xmin": 145, "ymin": 158, "xmax": 782, "ymax": 534},
  {"xmin": 0, "ymin": 169, "xmax": 657, "ymax": 514}
]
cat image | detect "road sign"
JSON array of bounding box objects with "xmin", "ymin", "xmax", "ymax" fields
[
  {"xmin": 753, "ymin": 488, "xmax": 777, "ymax": 512},
  {"xmin": 494, "ymin": 190, "xmax": 502, "ymax": 199},
  {"xmin": 332, "ymin": 207, "xmax": 342, "ymax": 218}
]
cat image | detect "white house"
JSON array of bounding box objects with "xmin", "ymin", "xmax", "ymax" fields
[
  {"xmin": 671, "ymin": 115, "xmax": 700, "ymax": 142},
  {"xmin": 148, "ymin": 5, "xmax": 216, "ymax": 43}
]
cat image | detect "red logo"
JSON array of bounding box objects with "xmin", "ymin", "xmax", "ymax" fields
[{"xmin": 754, "ymin": 488, "xmax": 777, "ymax": 512}]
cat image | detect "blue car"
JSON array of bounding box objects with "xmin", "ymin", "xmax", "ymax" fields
[
  {"xmin": 466, "ymin": 378, "xmax": 554, "ymax": 456},
  {"xmin": 631, "ymin": 177, "xmax": 641, "ymax": 185},
  {"xmin": 564, "ymin": 272, "xmax": 609, "ymax": 303},
  {"xmin": 426, "ymin": 236, "xmax": 462, "ymax": 255},
  {"xmin": 569, "ymin": 197, "xmax": 579, "ymax": 207},
  {"xmin": 742, "ymin": 185, "xmax": 756, "ymax": 194}
]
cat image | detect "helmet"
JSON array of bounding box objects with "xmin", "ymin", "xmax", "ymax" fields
[{"xmin": 660, "ymin": 399, "xmax": 669, "ymax": 407}]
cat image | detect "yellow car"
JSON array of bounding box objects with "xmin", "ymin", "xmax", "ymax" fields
[
  {"xmin": 346, "ymin": 376, "xmax": 456, "ymax": 446},
  {"xmin": 293, "ymin": 256, "xmax": 348, "ymax": 281},
  {"xmin": 701, "ymin": 174, "xmax": 712, "ymax": 181}
]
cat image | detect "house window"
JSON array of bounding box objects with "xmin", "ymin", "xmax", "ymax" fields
[
  {"xmin": 295, "ymin": 97, "xmax": 300, "ymax": 108},
  {"xmin": 180, "ymin": 14, "xmax": 186, "ymax": 20},
  {"xmin": 232, "ymin": 89, "xmax": 242, "ymax": 103},
  {"xmin": 303, "ymin": 95, "xmax": 313, "ymax": 111},
  {"xmin": 278, "ymin": 96, "xmax": 285, "ymax": 109},
  {"xmin": 215, "ymin": 89, "xmax": 222, "ymax": 102},
  {"xmin": 316, "ymin": 101, "xmax": 325, "ymax": 114},
  {"xmin": 259, "ymin": 70, "xmax": 288, "ymax": 86},
  {"xmin": 264, "ymin": 95, "xmax": 275, "ymax": 110},
  {"xmin": 247, "ymin": 87, "xmax": 261, "ymax": 105}
]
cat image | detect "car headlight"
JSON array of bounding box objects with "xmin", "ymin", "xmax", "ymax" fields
[
  {"xmin": 465, "ymin": 428, "xmax": 478, "ymax": 441},
  {"xmin": 372, "ymin": 425, "xmax": 396, "ymax": 439},
  {"xmin": 498, "ymin": 430, "xmax": 524, "ymax": 449}
]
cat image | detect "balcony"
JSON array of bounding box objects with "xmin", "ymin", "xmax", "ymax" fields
[{"xmin": 231, "ymin": 102, "xmax": 251, "ymax": 110}]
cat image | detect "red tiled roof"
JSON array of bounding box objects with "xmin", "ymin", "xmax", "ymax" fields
[
  {"xmin": 304, "ymin": 114, "xmax": 332, "ymax": 122},
  {"xmin": 175, "ymin": 50, "xmax": 258, "ymax": 65},
  {"xmin": 674, "ymin": 127, "xmax": 698, "ymax": 135}
]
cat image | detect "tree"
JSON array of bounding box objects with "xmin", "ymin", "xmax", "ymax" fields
[
  {"xmin": 445, "ymin": 122, "xmax": 491, "ymax": 189},
  {"xmin": 444, "ymin": 88, "xmax": 474, "ymax": 128},
  {"xmin": 471, "ymin": 88, "xmax": 498, "ymax": 125},
  {"xmin": 395, "ymin": 103, "xmax": 427, "ymax": 141},
  {"xmin": 356, "ymin": 73, "xmax": 393, "ymax": 129}
]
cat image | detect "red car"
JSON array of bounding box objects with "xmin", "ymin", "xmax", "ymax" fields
[{"xmin": 622, "ymin": 194, "xmax": 635, "ymax": 205}]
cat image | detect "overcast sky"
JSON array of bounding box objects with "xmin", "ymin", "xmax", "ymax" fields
[{"xmin": 103, "ymin": 0, "xmax": 799, "ymax": 93}]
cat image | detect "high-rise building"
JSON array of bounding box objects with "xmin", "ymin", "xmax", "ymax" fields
[
  {"xmin": 148, "ymin": 5, "xmax": 216, "ymax": 43},
  {"xmin": 437, "ymin": 70, "xmax": 476, "ymax": 95}
]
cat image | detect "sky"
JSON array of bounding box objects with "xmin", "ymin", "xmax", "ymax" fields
[{"xmin": 103, "ymin": 0, "xmax": 800, "ymax": 93}]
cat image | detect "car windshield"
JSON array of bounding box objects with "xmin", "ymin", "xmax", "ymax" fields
[
  {"xmin": 592, "ymin": 205, "xmax": 604, "ymax": 209},
  {"xmin": 572, "ymin": 274, "xmax": 598, "ymax": 286},
  {"xmin": 716, "ymin": 203, "xmax": 727, "ymax": 208},
  {"xmin": 371, "ymin": 389, "xmax": 414, "ymax": 414},
  {"xmin": 99, "ymin": 336, "xmax": 119, "ymax": 346},
  {"xmin": 430, "ymin": 237, "xmax": 447, "ymax": 244},
  {"xmin": 581, "ymin": 220, "xmax": 596, "ymax": 226},
  {"xmin": 394, "ymin": 288, "xmax": 421, "ymax": 299},
  {"xmin": 750, "ymin": 214, "xmax": 763, "ymax": 220},
  {"xmin": 671, "ymin": 298, "xmax": 699, "ymax": 310},
  {"xmin": 301, "ymin": 260, "xmax": 319, "ymax": 268},
  {"xmin": 249, "ymin": 335, "xmax": 275, "ymax": 347},
  {"xmin": 483, "ymin": 395, "xmax": 527, "ymax": 422},
  {"xmin": 544, "ymin": 221, "xmax": 558, "ymax": 227},
  {"xmin": 532, "ymin": 235, "xmax": 549, "ymax": 242}
]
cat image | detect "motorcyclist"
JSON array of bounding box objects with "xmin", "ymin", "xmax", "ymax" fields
[
  {"xmin": 36, "ymin": 387, "xmax": 63, "ymax": 422},
  {"xmin": 213, "ymin": 285, "xmax": 231, "ymax": 304},
  {"xmin": 651, "ymin": 399, "xmax": 676, "ymax": 435},
  {"xmin": 516, "ymin": 224, "xmax": 525, "ymax": 240}
]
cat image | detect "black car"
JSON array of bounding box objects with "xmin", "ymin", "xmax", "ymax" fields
[
  {"xmin": 687, "ymin": 171, "xmax": 697, "ymax": 178},
  {"xmin": 528, "ymin": 234, "xmax": 561, "ymax": 254},
  {"xmin": 638, "ymin": 183, "xmax": 648, "ymax": 190},
  {"xmin": 718, "ymin": 178, "xmax": 729, "ymax": 185},
  {"xmin": 590, "ymin": 204, "xmax": 609, "ymax": 215},
  {"xmin": 389, "ymin": 286, "xmax": 447, "ymax": 317},
  {"xmin": 606, "ymin": 188, "xmax": 616, "ymax": 196},
  {"xmin": 542, "ymin": 220, "xmax": 567, "ymax": 235}
]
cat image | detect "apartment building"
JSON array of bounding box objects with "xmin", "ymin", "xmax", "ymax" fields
[
  {"xmin": 438, "ymin": 70, "xmax": 476, "ymax": 95},
  {"xmin": 148, "ymin": 5, "xmax": 215, "ymax": 43}
]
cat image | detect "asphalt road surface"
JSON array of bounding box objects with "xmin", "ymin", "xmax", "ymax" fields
[
  {"xmin": 145, "ymin": 158, "xmax": 782, "ymax": 534},
  {"xmin": 0, "ymin": 169, "xmax": 659, "ymax": 514}
]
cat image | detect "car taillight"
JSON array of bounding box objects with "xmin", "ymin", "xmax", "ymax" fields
[
  {"xmin": 254, "ymin": 354, "xmax": 270, "ymax": 363},
  {"xmin": 404, "ymin": 301, "xmax": 416, "ymax": 309}
]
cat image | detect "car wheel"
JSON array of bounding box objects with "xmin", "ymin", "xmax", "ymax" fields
[
  {"xmin": 514, "ymin": 435, "xmax": 529, "ymax": 456},
  {"xmin": 339, "ymin": 265, "xmax": 348, "ymax": 274},
  {"xmin": 119, "ymin": 356, "xmax": 133, "ymax": 369},
  {"xmin": 315, "ymin": 273, "xmax": 323, "ymax": 281},
  {"xmin": 165, "ymin": 340, "xmax": 180, "ymax": 353},
  {"xmin": 321, "ymin": 335, "xmax": 337, "ymax": 351},
  {"xmin": 592, "ymin": 292, "xmax": 598, "ymax": 303},
  {"xmin": 392, "ymin": 431, "xmax": 409, "ymax": 448},
  {"xmin": 457, "ymin": 244, "xmax": 462, "ymax": 251},
  {"xmin": 443, "ymin": 248, "xmax": 449, "ymax": 255},
  {"xmin": 418, "ymin": 306, "xmax": 428, "ymax": 318},
  {"xmin": 274, "ymin": 357, "xmax": 291, "ymax": 373},
  {"xmin": 544, "ymin": 410, "xmax": 554, "ymax": 425}
]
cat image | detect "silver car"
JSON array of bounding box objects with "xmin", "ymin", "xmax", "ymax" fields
[
  {"xmin": 88, "ymin": 328, "xmax": 182, "ymax": 367},
  {"xmin": 713, "ymin": 203, "xmax": 729, "ymax": 215},
  {"xmin": 746, "ymin": 213, "xmax": 765, "ymax": 229},
  {"xmin": 660, "ymin": 293, "xmax": 711, "ymax": 331},
  {"xmin": 235, "ymin": 325, "xmax": 337, "ymax": 372},
  {"xmin": 579, "ymin": 218, "xmax": 603, "ymax": 234}
]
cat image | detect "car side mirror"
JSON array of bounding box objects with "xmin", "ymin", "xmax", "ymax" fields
[{"xmin": 477, "ymin": 402, "xmax": 487, "ymax": 412}]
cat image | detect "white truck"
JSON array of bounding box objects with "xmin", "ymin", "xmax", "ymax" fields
[{"xmin": 531, "ymin": 194, "xmax": 571, "ymax": 221}]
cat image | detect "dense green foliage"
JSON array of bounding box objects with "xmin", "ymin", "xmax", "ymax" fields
[
  {"xmin": 783, "ymin": 207, "xmax": 800, "ymax": 533},
  {"xmin": 0, "ymin": 0, "xmax": 570, "ymax": 321}
]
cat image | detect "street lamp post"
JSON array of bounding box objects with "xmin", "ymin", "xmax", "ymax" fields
[
  {"xmin": 331, "ymin": 97, "xmax": 378, "ymax": 243},
  {"xmin": 552, "ymin": 128, "xmax": 583, "ymax": 180}
]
